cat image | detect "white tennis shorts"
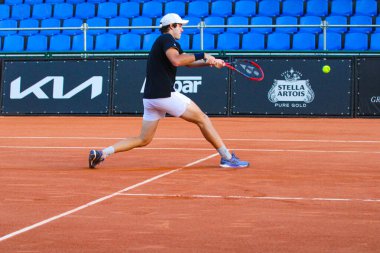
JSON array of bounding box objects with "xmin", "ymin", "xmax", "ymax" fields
[{"xmin": 143, "ymin": 91, "xmax": 191, "ymax": 121}]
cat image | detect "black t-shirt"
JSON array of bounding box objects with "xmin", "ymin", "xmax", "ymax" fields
[{"xmin": 143, "ymin": 33, "xmax": 183, "ymax": 99}]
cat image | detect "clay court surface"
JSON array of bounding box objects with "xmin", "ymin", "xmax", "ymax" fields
[{"xmin": 0, "ymin": 116, "xmax": 379, "ymax": 252}]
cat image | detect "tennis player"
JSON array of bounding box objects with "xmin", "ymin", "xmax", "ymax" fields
[{"xmin": 89, "ymin": 13, "xmax": 249, "ymax": 169}]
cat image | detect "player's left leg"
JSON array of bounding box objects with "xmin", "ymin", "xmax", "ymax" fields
[
  {"xmin": 180, "ymin": 101, "xmax": 249, "ymax": 168},
  {"xmin": 180, "ymin": 101, "xmax": 224, "ymax": 150}
]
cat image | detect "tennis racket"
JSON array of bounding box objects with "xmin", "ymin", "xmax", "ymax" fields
[{"xmin": 224, "ymin": 59, "xmax": 264, "ymax": 81}]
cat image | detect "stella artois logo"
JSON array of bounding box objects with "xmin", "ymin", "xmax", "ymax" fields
[{"xmin": 268, "ymin": 68, "xmax": 314, "ymax": 103}]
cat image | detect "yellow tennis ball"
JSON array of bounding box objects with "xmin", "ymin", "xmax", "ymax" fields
[{"xmin": 322, "ymin": 65, "xmax": 331, "ymax": 74}]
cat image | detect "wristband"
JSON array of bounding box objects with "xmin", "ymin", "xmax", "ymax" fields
[{"xmin": 194, "ymin": 52, "xmax": 205, "ymax": 61}]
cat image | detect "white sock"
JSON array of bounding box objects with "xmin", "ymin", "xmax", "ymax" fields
[
  {"xmin": 102, "ymin": 146, "xmax": 115, "ymax": 158},
  {"xmin": 217, "ymin": 146, "xmax": 232, "ymax": 160}
]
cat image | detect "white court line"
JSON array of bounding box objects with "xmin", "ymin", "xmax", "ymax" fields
[
  {"xmin": 0, "ymin": 153, "xmax": 219, "ymax": 242},
  {"xmin": 1, "ymin": 136, "xmax": 380, "ymax": 143},
  {"xmin": 120, "ymin": 193, "xmax": 380, "ymax": 203},
  {"xmin": 0, "ymin": 145, "xmax": 379, "ymax": 154}
]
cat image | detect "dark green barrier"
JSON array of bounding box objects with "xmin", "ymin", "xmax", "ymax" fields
[
  {"xmin": 1, "ymin": 60, "xmax": 111, "ymax": 115},
  {"xmin": 231, "ymin": 58, "xmax": 353, "ymax": 116}
]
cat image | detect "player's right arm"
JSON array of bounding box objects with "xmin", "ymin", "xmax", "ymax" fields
[{"xmin": 166, "ymin": 48, "xmax": 217, "ymax": 67}]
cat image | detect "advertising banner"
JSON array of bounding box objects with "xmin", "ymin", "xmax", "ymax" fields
[
  {"xmin": 356, "ymin": 58, "xmax": 380, "ymax": 117},
  {"xmin": 1, "ymin": 60, "xmax": 111, "ymax": 114},
  {"xmin": 231, "ymin": 58, "xmax": 353, "ymax": 116},
  {"xmin": 113, "ymin": 59, "xmax": 229, "ymax": 115}
]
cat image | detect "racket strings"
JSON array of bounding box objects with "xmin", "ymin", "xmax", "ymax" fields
[{"xmin": 234, "ymin": 61, "xmax": 261, "ymax": 78}]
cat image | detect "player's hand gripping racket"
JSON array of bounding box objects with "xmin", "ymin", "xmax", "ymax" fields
[{"xmin": 224, "ymin": 59, "xmax": 264, "ymax": 81}]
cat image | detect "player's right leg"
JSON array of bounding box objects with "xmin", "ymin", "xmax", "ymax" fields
[
  {"xmin": 89, "ymin": 120, "xmax": 159, "ymax": 169},
  {"xmin": 112, "ymin": 119, "xmax": 160, "ymax": 153}
]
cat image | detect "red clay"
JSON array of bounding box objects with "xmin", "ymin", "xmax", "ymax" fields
[{"xmin": 0, "ymin": 116, "xmax": 379, "ymax": 252}]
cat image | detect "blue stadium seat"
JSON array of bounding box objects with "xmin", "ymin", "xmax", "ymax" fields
[
  {"xmin": 275, "ymin": 16, "xmax": 298, "ymax": 34},
  {"xmin": 5, "ymin": 0, "xmax": 23, "ymax": 5},
  {"xmin": 242, "ymin": 32, "xmax": 265, "ymax": 50},
  {"xmin": 119, "ymin": 33, "xmax": 141, "ymax": 50},
  {"xmin": 49, "ymin": 34, "xmax": 71, "ymax": 51},
  {"xmin": 188, "ymin": 1, "xmax": 209, "ymax": 18},
  {"xmin": 25, "ymin": 0, "xmax": 43, "ymax": 4},
  {"xmin": 331, "ymin": 0, "xmax": 353, "ymax": 16},
  {"xmin": 24, "ymin": 0, "xmax": 44, "ymax": 5},
  {"xmin": 204, "ymin": 16, "xmax": 225, "ymax": 34},
  {"xmin": 66, "ymin": 0, "xmax": 85, "ymax": 4},
  {"xmin": 356, "ymin": 0, "xmax": 377, "ymax": 17},
  {"xmin": 299, "ymin": 15, "xmax": 322, "ymax": 34},
  {"xmin": 53, "ymin": 3, "xmax": 73, "ymax": 20},
  {"xmin": 164, "ymin": 2, "xmax": 185, "ymax": 17},
  {"xmin": 131, "ymin": 17, "xmax": 153, "ymax": 34},
  {"xmin": 0, "ymin": 19, "xmax": 17, "ymax": 36},
  {"xmin": 0, "ymin": 5, "xmax": 10, "ymax": 20},
  {"xmin": 267, "ymin": 32, "xmax": 290, "ymax": 50},
  {"xmin": 97, "ymin": 2, "xmax": 118, "ymax": 19},
  {"xmin": 227, "ymin": 16, "xmax": 249, "ymax": 34},
  {"xmin": 306, "ymin": 0, "xmax": 328, "ymax": 17},
  {"xmin": 376, "ymin": 16, "xmax": 380, "ymax": 33},
  {"xmin": 178, "ymin": 34, "xmax": 190, "ymax": 50},
  {"xmin": 251, "ymin": 16, "xmax": 273, "ymax": 34},
  {"xmin": 292, "ymin": 32, "xmax": 316, "ymax": 50},
  {"xmin": 183, "ymin": 16, "xmax": 201, "ymax": 34},
  {"xmin": 119, "ymin": 2, "xmax": 140, "ymax": 18},
  {"xmin": 258, "ymin": 0, "xmax": 280, "ymax": 17},
  {"xmin": 0, "ymin": 37, "xmax": 5, "ymax": 49},
  {"xmin": 87, "ymin": 17, "xmax": 106, "ymax": 35},
  {"xmin": 11, "ymin": 4, "xmax": 31, "ymax": 20},
  {"xmin": 370, "ymin": 33, "xmax": 380, "ymax": 50},
  {"xmin": 95, "ymin": 33, "xmax": 117, "ymax": 51},
  {"xmin": 62, "ymin": 18, "xmax": 83, "ymax": 35},
  {"xmin": 142, "ymin": 33, "xmax": 160, "ymax": 50},
  {"xmin": 142, "ymin": 2, "xmax": 163, "ymax": 18},
  {"xmin": 75, "ymin": 3, "xmax": 95, "ymax": 19},
  {"xmin": 325, "ymin": 15, "xmax": 348, "ymax": 33},
  {"xmin": 192, "ymin": 33, "xmax": 215, "ymax": 50},
  {"xmin": 234, "ymin": 1, "xmax": 256, "ymax": 17},
  {"xmin": 217, "ymin": 32, "xmax": 240, "ymax": 50},
  {"xmin": 211, "ymin": 1, "xmax": 232, "ymax": 18},
  {"xmin": 344, "ymin": 32, "xmax": 368, "ymax": 50},
  {"xmin": 27, "ymin": 34, "xmax": 48, "ymax": 51},
  {"xmin": 18, "ymin": 18, "xmax": 39, "ymax": 36},
  {"xmin": 350, "ymin": 15, "xmax": 373, "ymax": 33},
  {"xmin": 72, "ymin": 34, "xmax": 93, "ymax": 51},
  {"xmin": 282, "ymin": 0, "xmax": 304, "ymax": 17},
  {"xmin": 108, "ymin": 17, "xmax": 129, "ymax": 35},
  {"xmin": 87, "ymin": 0, "xmax": 106, "ymax": 3},
  {"xmin": 2, "ymin": 35, "xmax": 24, "ymax": 51},
  {"xmin": 45, "ymin": 0, "xmax": 64, "ymax": 3},
  {"xmin": 32, "ymin": 3, "xmax": 52, "ymax": 20},
  {"xmin": 318, "ymin": 32, "xmax": 342, "ymax": 50},
  {"xmin": 40, "ymin": 18, "xmax": 61, "ymax": 36}
]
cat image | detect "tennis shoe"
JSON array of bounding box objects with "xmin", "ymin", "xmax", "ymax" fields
[
  {"xmin": 220, "ymin": 152, "xmax": 249, "ymax": 168},
  {"xmin": 88, "ymin": 150, "xmax": 104, "ymax": 169}
]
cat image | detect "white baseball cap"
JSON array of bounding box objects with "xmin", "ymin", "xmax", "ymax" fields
[{"xmin": 160, "ymin": 13, "xmax": 189, "ymax": 27}]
